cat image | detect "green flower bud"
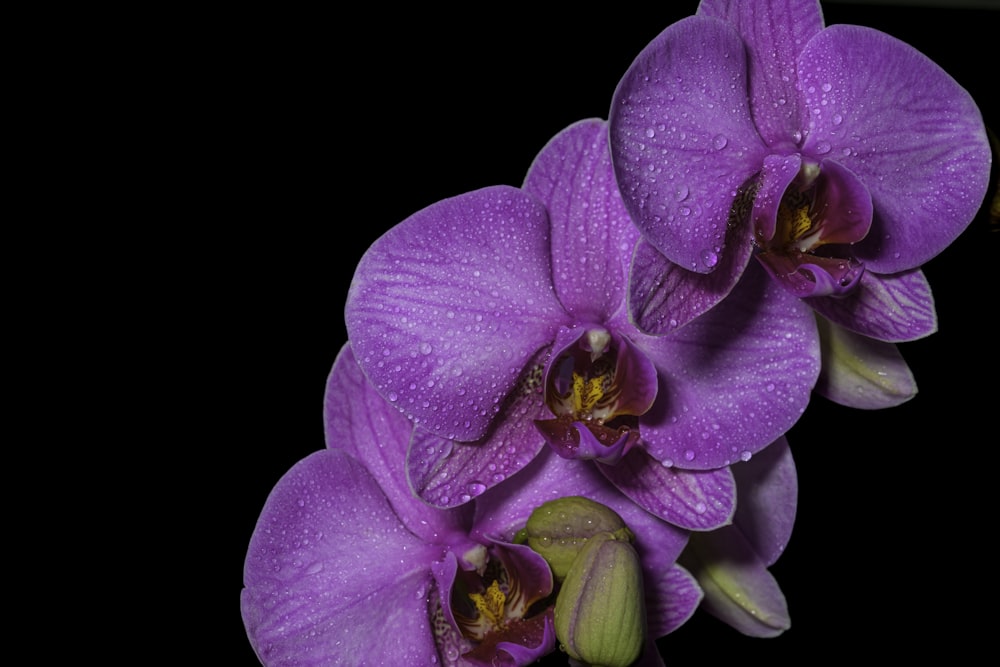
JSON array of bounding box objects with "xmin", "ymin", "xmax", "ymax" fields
[
  {"xmin": 523, "ymin": 496, "xmax": 634, "ymax": 581},
  {"xmin": 554, "ymin": 532, "xmax": 646, "ymax": 667}
]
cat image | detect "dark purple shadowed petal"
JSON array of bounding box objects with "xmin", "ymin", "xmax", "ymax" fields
[
  {"xmin": 242, "ymin": 450, "xmax": 445, "ymax": 666},
  {"xmin": 598, "ymin": 448, "xmax": 736, "ymax": 531},
  {"xmin": 635, "ymin": 264, "xmax": 819, "ymax": 470},
  {"xmin": 324, "ymin": 343, "xmax": 474, "ymax": 541},
  {"xmin": 407, "ymin": 345, "xmax": 549, "ymax": 509},
  {"xmin": 806, "ymin": 268, "xmax": 937, "ymax": 342},
  {"xmin": 626, "ymin": 231, "xmax": 751, "ymax": 335},
  {"xmin": 697, "ymin": 0, "xmax": 825, "ymax": 148},
  {"xmin": 808, "ymin": 158, "xmax": 873, "ymax": 246},
  {"xmin": 609, "ymin": 15, "xmax": 768, "ymax": 273},
  {"xmin": 345, "ymin": 184, "xmax": 570, "ymax": 443},
  {"xmin": 523, "ymin": 118, "xmax": 641, "ymax": 320},
  {"xmin": 751, "ymin": 153, "xmax": 802, "ymax": 245},
  {"xmin": 755, "ymin": 252, "xmax": 865, "ymax": 298},
  {"xmin": 797, "ymin": 24, "xmax": 991, "ymax": 273}
]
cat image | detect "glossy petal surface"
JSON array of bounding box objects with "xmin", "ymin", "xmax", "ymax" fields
[
  {"xmin": 345, "ymin": 185, "xmax": 568, "ymax": 442},
  {"xmin": 634, "ymin": 264, "xmax": 819, "ymax": 469},
  {"xmin": 807, "ymin": 268, "xmax": 937, "ymax": 342},
  {"xmin": 242, "ymin": 450, "xmax": 445, "ymax": 666},
  {"xmin": 797, "ymin": 25, "xmax": 991, "ymax": 272},
  {"xmin": 324, "ymin": 343, "xmax": 474, "ymax": 540},
  {"xmin": 610, "ymin": 15, "xmax": 768, "ymax": 273}
]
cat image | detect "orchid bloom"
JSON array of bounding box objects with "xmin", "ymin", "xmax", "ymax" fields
[
  {"xmin": 241, "ymin": 343, "xmax": 702, "ymax": 666},
  {"xmin": 608, "ymin": 0, "xmax": 990, "ymax": 407},
  {"xmin": 679, "ymin": 435, "xmax": 797, "ymax": 638},
  {"xmin": 345, "ymin": 118, "xmax": 819, "ymax": 532}
]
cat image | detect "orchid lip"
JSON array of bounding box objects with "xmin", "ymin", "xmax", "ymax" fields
[
  {"xmin": 751, "ymin": 156, "xmax": 873, "ymax": 298},
  {"xmin": 449, "ymin": 541, "xmax": 555, "ymax": 665}
]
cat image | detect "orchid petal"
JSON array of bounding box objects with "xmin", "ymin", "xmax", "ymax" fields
[
  {"xmin": 645, "ymin": 563, "xmax": 703, "ymax": 639},
  {"xmin": 324, "ymin": 343, "xmax": 474, "ymax": 540},
  {"xmin": 627, "ymin": 234, "xmax": 750, "ymax": 334},
  {"xmin": 609, "ymin": 15, "xmax": 768, "ymax": 273},
  {"xmin": 751, "ymin": 153, "xmax": 802, "ymax": 244},
  {"xmin": 523, "ymin": 118, "xmax": 641, "ymax": 319},
  {"xmin": 697, "ymin": 0, "xmax": 825, "ymax": 147},
  {"xmin": 730, "ymin": 437, "xmax": 797, "ymax": 566},
  {"xmin": 242, "ymin": 450, "xmax": 444, "ymax": 666},
  {"xmin": 345, "ymin": 184, "xmax": 569, "ymax": 442},
  {"xmin": 407, "ymin": 349, "xmax": 549, "ymax": 508},
  {"xmin": 636, "ymin": 264, "xmax": 820, "ymax": 469},
  {"xmin": 598, "ymin": 448, "xmax": 736, "ymax": 531},
  {"xmin": 807, "ymin": 268, "xmax": 937, "ymax": 342},
  {"xmin": 798, "ymin": 24, "xmax": 991, "ymax": 273},
  {"xmin": 681, "ymin": 524, "xmax": 791, "ymax": 638},
  {"xmin": 813, "ymin": 317, "xmax": 918, "ymax": 409},
  {"xmin": 471, "ymin": 448, "xmax": 689, "ymax": 567}
]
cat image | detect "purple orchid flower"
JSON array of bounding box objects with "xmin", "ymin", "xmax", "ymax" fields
[
  {"xmin": 679, "ymin": 435, "xmax": 797, "ymax": 638},
  {"xmin": 344, "ymin": 118, "xmax": 820, "ymax": 531},
  {"xmin": 241, "ymin": 342, "xmax": 702, "ymax": 666},
  {"xmin": 608, "ymin": 0, "xmax": 991, "ymax": 405}
]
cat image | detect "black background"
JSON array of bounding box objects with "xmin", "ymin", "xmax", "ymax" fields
[{"xmin": 228, "ymin": 2, "xmax": 998, "ymax": 663}]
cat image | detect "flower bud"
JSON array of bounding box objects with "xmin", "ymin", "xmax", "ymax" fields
[
  {"xmin": 554, "ymin": 532, "xmax": 646, "ymax": 667},
  {"xmin": 522, "ymin": 496, "xmax": 634, "ymax": 581}
]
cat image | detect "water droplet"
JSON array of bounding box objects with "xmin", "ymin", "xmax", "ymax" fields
[
  {"xmin": 832, "ymin": 113, "xmax": 843, "ymax": 125},
  {"xmin": 645, "ymin": 127, "xmax": 655, "ymax": 138},
  {"xmin": 694, "ymin": 502, "xmax": 707, "ymax": 514},
  {"xmin": 683, "ymin": 449, "xmax": 695, "ymax": 462},
  {"xmin": 815, "ymin": 141, "xmax": 831, "ymax": 155},
  {"xmin": 467, "ymin": 481, "xmax": 487, "ymax": 497},
  {"xmin": 700, "ymin": 249, "xmax": 718, "ymax": 268},
  {"xmin": 765, "ymin": 383, "xmax": 775, "ymax": 392},
  {"xmin": 673, "ymin": 184, "xmax": 689, "ymax": 202},
  {"xmin": 712, "ymin": 134, "xmax": 728, "ymax": 150},
  {"xmin": 306, "ymin": 562, "xmax": 324, "ymax": 575},
  {"xmin": 821, "ymin": 82, "xmax": 832, "ymax": 92},
  {"xmin": 419, "ymin": 342, "xmax": 432, "ymax": 355},
  {"xmin": 740, "ymin": 450, "xmax": 752, "ymax": 462},
  {"xmin": 388, "ymin": 391, "xmax": 398, "ymax": 402}
]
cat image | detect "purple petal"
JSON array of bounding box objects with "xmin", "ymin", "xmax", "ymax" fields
[
  {"xmin": 697, "ymin": 0, "xmax": 825, "ymax": 147},
  {"xmin": 730, "ymin": 437, "xmax": 797, "ymax": 567},
  {"xmin": 806, "ymin": 268, "xmax": 937, "ymax": 342},
  {"xmin": 626, "ymin": 233, "xmax": 751, "ymax": 335},
  {"xmin": 345, "ymin": 184, "xmax": 569, "ymax": 442},
  {"xmin": 523, "ymin": 118, "xmax": 641, "ymax": 319},
  {"xmin": 635, "ymin": 264, "xmax": 820, "ymax": 470},
  {"xmin": 324, "ymin": 343, "xmax": 474, "ymax": 540},
  {"xmin": 813, "ymin": 318, "xmax": 917, "ymax": 409},
  {"xmin": 471, "ymin": 448, "xmax": 690, "ymax": 567},
  {"xmin": 242, "ymin": 450, "xmax": 444, "ymax": 666},
  {"xmin": 798, "ymin": 24, "xmax": 991, "ymax": 273},
  {"xmin": 609, "ymin": 15, "xmax": 768, "ymax": 273},
  {"xmin": 645, "ymin": 564, "xmax": 703, "ymax": 639},
  {"xmin": 599, "ymin": 448, "xmax": 736, "ymax": 531},
  {"xmin": 684, "ymin": 524, "xmax": 791, "ymax": 637},
  {"xmin": 751, "ymin": 153, "xmax": 803, "ymax": 244},
  {"xmin": 407, "ymin": 347, "xmax": 549, "ymax": 508}
]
